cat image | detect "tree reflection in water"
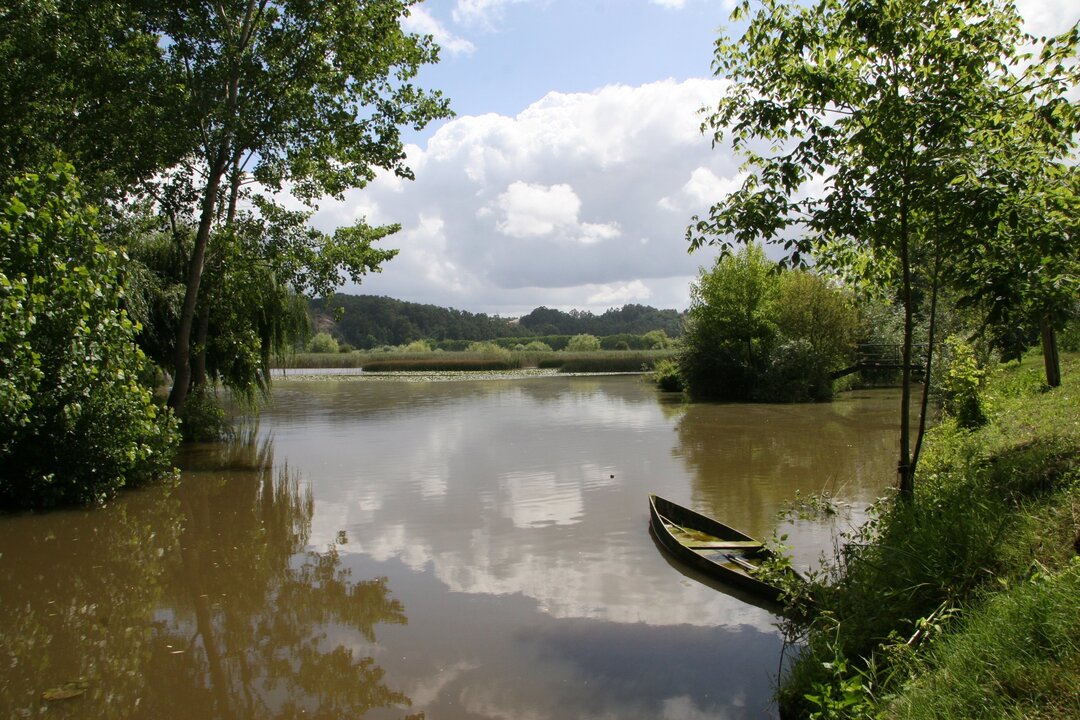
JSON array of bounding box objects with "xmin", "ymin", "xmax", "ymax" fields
[{"xmin": 0, "ymin": 427, "xmax": 418, "ymax": 720}]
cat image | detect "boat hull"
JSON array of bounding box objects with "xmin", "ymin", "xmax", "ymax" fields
[{"xmin": 648, "ymin": 494, "xmax": 787, "ymax": 603}]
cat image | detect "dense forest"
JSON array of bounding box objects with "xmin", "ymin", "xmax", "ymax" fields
[{"xmin": 311, "ymin": 295, "xmax": 684, "ymax": 348}]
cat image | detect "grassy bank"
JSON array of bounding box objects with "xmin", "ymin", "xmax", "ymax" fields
[
  {"xmin": 777, "ymin": 352, "xmax": 1079, "ymax": 719},
  {"xmin": 277, "ymin": 349, "xmax": 673, "ymax": 373}
]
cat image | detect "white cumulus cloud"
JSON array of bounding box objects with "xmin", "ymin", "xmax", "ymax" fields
[
  {"xmin": 311, "ymin": 77, "xmax": 737, "ymax": 314},
  {"xmin": 493, "ymin": 181, "xmax": 581, "ymax": 237}
]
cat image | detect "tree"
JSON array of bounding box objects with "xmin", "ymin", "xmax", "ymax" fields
[
  {"xmin": 307, "ymin": 332, "xmax": 339, "ymax": 354},
  {"xmin": 679, "ymin": 245, "xmax": 777, "ymax": 400},
  {"xmin": 773, "ymin": 271, "xmax": 860, "ymax": 370},
  {"xmin": 134, "ymin": 0, "xmax": 452, "ymax": 413},
  {"xmin": 691, "ymin": 0, "xmax": 1079, "ymax": 499},
  {"xmin": 0, "ymin": 164, "xmax": 178, "ymax": 509}
]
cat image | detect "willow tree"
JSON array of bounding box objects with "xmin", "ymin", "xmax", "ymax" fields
[
  {"xmin": 146, "ymin": 1, "xmax": 452, "ymax": 413},
  {"xmin": 690, "ymin": 0, "xmax": 1079, "ymax": 499}
]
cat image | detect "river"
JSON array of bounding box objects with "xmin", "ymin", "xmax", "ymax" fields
[{"xmin": 0, "ymin": 374, "xmax": 902, "ymax": 719}]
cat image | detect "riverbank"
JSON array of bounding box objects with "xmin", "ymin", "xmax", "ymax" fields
[{"xmin": 778, "ymin": 352, "xmax": 1080, "ymax": 719}]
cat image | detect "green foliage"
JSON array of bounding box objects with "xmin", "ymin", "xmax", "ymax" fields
[
  {"xmin": 755, "ymin": 339, "xmax": 833, "ymax": 403},
  {"xmin": 803, "ymin": 650, "xmax": 875, "ymax": 720},
  {"xmin": 692, "ymin": 0, "xmax": 1079, "ymax": 495},
  {"xmin": 0, "ymin": 164, "xmax": 178, "ymax": 509},
  {"xmin": 650, "ymin": 359, "xmax": 685, "ymax": 392},
  {"xmin": 465, "ymin": 340, "xmax": 509, "ymax": 356},
  {"xmin": 566, "ymin": 334, "xmax": 602, "ymax": 352},
  {"xmin": 777, "ymin": 353, "xmax": 1080, "ymax": 718},
  {"xmin": 400, "ymin": 339, "xmax": 432, "ymax": 353},
  {"xmin": 518, "ymin": 303, "xmax": 683, "ymax": 338},
  {"xmin": 307, "ymin": 331, "xmax": 340, "ymax": 354},
  {"xmin": 0, "ymin": 0, "xmax": 185, "ymax": 196},
  {"xmin": 178, "ymin": 384, "xmax": 228, "ymax": 443},
  {"xmin": 774, "ymin": 272, "xmax": 860, "ymax": 370},
  {"xmin": 679, "ymin": 246, "xmax": 857, "ymax": 401},
  {"xmin": 642, "ymin": 329, "xmax": 672, "ymax": 349},
  {"xmin": 523, "ymin": 340, "xmax": 553, "ymax": 352},
  {"xmin": 360, "ymin": 353, "xmax": 521, "ymax": 372},
  {"xmin": 938, "ymin": 335, "xmax": 987, "ymax": 428}
]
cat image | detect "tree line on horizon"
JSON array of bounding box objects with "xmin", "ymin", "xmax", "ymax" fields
[{"xmin": 311, "ymin": 294, "xmax": 684, "ymax": 349}]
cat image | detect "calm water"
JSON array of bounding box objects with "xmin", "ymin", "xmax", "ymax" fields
[{"xmin": 0, "ymin": 375, "xmax": 902, "ymax": 719}]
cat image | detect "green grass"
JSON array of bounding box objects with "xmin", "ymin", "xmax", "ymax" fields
[
  {"xmin": 777, "ymin": 352, "xmax": 1080, "ymax": 719},
  {"xmin": 888, "ymin": 559, "xmax": 1080, "ymax": 719}
]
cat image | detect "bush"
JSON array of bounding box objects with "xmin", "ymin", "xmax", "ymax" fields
[
  {"xmin": 566, "ymin": 333, "xmax": 601, "ymax": 352},
  {"xmin": 651, "ymin": 358, "xmax": 685, "ymax": 392},
  {"xmin": 466, "ymin": 341, "xmax": 509, "ymax": 357},
  {"xmin": 0, "ymin": 163, "xmax": 179, "ymax": 509},
  {"xmin": 937, "ymin": 335, "xmax": 986, "ymax": 428},
  {"xmin": 307, "ymin": 331, "xmax": 339, "ymax": 353},
  {"xmin": 400, "ymin": 339, "xmax": 432, "ymax": 353},
  {"xmin": 643, "ymin": 329, "xmax": 672, "ymax": 349},
  {"xmin": 680, "ymin": 247, "xmax": 859, "ymax": 402},
  {"xmin": 523, "ymin": 340, "xmax": 553, "ymax": 352}
]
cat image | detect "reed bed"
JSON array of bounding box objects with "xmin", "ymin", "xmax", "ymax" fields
[
  {"xmin": 277, "ymin": 349, "xmax": 675, "ymax": 373},
  {"xmin": 360, "ymin": 352, "xmax": 521, "ymax": 372},
  {"xmin": 538, "ymin": 350, "xmax": 673, "ymax": 373}
]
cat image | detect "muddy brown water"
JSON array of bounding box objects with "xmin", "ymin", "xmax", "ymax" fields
[{"xmin": 0, "ymin": 375, "xmax": 903, "ymax": 719}]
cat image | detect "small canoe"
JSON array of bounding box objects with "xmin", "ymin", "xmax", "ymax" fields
[{"xmin": 649, "ymin": 494, "xmax": 792, "ymax": 604}]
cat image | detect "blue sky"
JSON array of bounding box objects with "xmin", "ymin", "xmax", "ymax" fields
[{"xmin": 310, "ymin": 0, "xmax": 1076, "ymax": 318}]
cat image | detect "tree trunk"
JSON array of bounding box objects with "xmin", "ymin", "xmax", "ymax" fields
[
  {"xmin": 911, "ymin": 245, "xmax": 942, "ymax": 478},
  {"xmin": 1040, "ymin": 314, "xmax": 1061, "ymax": 388},
  {"xmin": 897, "ymin": 196, "xmax": 914, "ymax": 501},
  {"xmin": 167, "ymin": 154, "xmax": 228, "ymax": 413}
]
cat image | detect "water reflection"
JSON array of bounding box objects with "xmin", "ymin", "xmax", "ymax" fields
[
  {"xmin": 1, "ymin": 377, "xmax": 905, "ymax": 720},
  {"xmin": 672, "ymin": 391, "xmax": 901, "ymax": 568},
  {"xmin": 0, "ymin": 432, "xmax": 416, "ymax": 720}
]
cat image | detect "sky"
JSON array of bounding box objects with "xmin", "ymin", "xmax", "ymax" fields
[{"xmin": 308, "ymin": 0, "xmax": 1077, "ymax": 318}]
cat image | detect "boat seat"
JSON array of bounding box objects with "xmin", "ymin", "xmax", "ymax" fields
[{"xmin": 682, "ymin": 539, "xmax": 763, "ymax": 549}]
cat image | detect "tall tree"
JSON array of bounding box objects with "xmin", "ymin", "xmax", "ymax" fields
[
  {"xmin": 690, "ymin": 0, "xmax": 1078, "ymax": 499},
  {"xmin": 142, "ymin": 0, "xmax": 451, "ymax": 412}
]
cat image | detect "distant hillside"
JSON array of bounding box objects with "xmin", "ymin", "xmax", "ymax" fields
[{"xmin": 310, "ymin": 295, "xmax": 684, "ymax": 349}]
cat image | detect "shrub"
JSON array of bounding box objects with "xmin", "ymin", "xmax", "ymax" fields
[
  {"xmin": 566, "ymin": 333, "xmax": 601, "ymax": 352},
  {"xmin": 651, "ymin": 358, "xmax": 685, "ymax": 392},
  {"xmin": 307, "ymin": 331, "xmax": 339, "ymax": 353},
  {"xmin": 643, "ymin": 329, "xmax": 672, "ymax": 349},
  {"xmin": 938, "ymin": 335, "xmax": 986, "ymax": 428},
  {"xmin": 466, "ymin": 341, "xmax": 509, "ymax": 357},
  {"xmin": 524, "ymin": 340, "xmax": 553, "ymax": 352},
  {"xmin": 0, "ymin": 164, "xmax": 178, "ymax": 509},
  {"xmin": 400, "ymin": 339, "xmax": 432, "ymax": 353}
]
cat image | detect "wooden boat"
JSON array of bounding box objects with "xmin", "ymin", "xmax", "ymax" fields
[{"xmin": 648, "ymin": 494, "xmax": 792, "ymax": 603}]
